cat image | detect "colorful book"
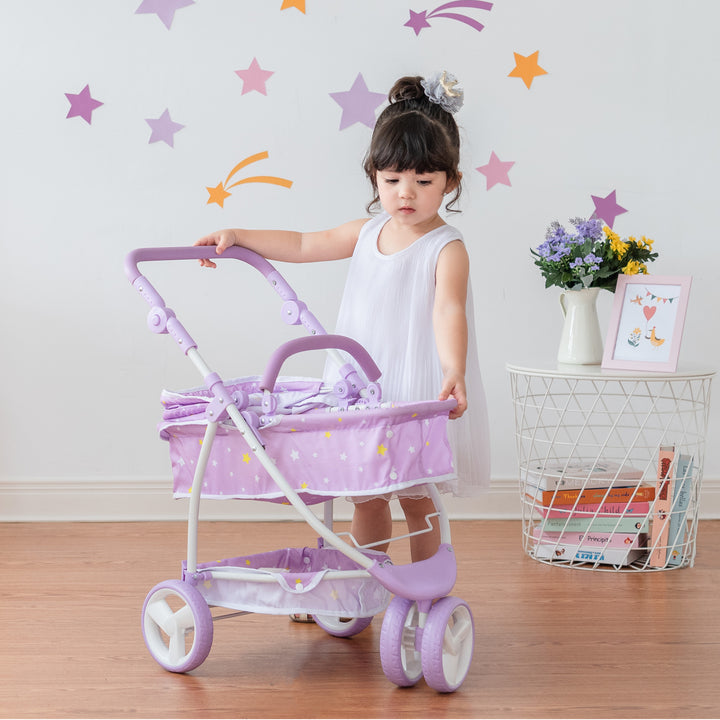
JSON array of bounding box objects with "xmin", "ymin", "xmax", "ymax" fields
[
  {"xmin": 525, "ymin": 459, "xmax": 644, "ymax": 492},
  {"xmin": 533, "ymin": 527, "xmax": 648, "ymax": 549},
  {"xmin": 538, "ymin": 515, "xmax": 649, "ymax": 534},
  {"xmin": 532, "ymin": 541, "xmax": 647, "ymax": 566},
  {"xmin": 649, "ymin": 445, "xmax": 675, "ymax": 568},
  {"xmin": 528, "ymin": 484, "xmax": 656, "ymax": 507},
  {"xmin": 538, "ymin": 501, "xmax": 651, "ymax": 519},
  {"xmin": 532, "ymin": 527, "xmax": 648, "ymax": 566},
  {"xmin": 667, "ymin": 453, "xmax": 694, "ymax": 567}
]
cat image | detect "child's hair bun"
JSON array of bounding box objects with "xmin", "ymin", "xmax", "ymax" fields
[
  {"xmin": 388, "ymin": 72, "xmax": 464, "ymax": 115},
  {"xmin": 388, "ymin": 76, "xmax": 426, "ymax": 104}
]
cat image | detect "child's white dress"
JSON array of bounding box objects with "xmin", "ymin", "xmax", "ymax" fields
[{"xmin": 329, "ymin": 211, "xmax": 490, "ymax": 498}]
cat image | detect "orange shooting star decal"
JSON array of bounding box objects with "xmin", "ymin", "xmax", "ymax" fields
[{"xmin": 206, "ymin": 151, "xmax": 293, "ymax": 208}]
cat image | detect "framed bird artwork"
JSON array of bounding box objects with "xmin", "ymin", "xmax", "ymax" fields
[{"xmin": 602, "ymin": 275, "xmax": 692, "ymax": 372}]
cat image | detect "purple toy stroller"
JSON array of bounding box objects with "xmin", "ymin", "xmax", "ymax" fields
[{"xmin": 125, "ymin": 246, "xmax": 475, "ymax": 692}]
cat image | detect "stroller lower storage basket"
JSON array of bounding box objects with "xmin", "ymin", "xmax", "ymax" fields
[
  {"xmin": 183, "ymin": 546, "xmax": 392, "ymax": 617},
  {"xmin": 159, "ymin": 377, "xmax": 457, "ymax": 504}
]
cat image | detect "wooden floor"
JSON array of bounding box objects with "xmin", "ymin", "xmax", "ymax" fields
[{"xmin": 3, "ymin": 519, "xmax": 720, "ymax": 719}]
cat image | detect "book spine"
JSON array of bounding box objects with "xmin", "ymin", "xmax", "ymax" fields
[
  {"xmin": 666, "ymin": 453, "xmax": 694, "ymax": 567},
  {"xmin": 539, "ymin": 501, "xmax": 651, "ymax": 519},
  {"xmin": 649, "ymin": 445, "xmax": 675, "ymax": 567},
  {"xmin": 540, "ymin": 484, "xmax": 656, "ymax": 507},
  {"xmin": 539, "ymin": 516, "xmax": 649, "ymax": 534}
]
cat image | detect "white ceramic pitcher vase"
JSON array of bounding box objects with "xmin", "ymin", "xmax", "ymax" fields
[{"xmin": 557, "ymin": 287, "xmax": 603, "ymax": 365}]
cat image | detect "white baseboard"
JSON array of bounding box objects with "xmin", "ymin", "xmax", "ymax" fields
[{"xmin": 2, "ymin": 476, "xmax": 719, "ymax": 522}]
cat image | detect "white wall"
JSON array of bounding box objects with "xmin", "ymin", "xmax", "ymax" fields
[{"xmin": 1, "ymin": 1, "xmax": 719, "ymax": 520}]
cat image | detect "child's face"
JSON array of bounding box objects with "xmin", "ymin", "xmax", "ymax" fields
[{"xmin": 375, "ymin": 169, "xmax": 454, "ymax": 229}]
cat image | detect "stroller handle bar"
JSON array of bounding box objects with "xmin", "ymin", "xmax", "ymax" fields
[
  {"xmin": 125, "ymin": 246, "xmax": 279, "ymax": 285},
  {"xmin": 125, "ymin": 246, "xmax": 329, "ymax": 352},
  {"xmin": 260, "ymin": 334, "xmax": 381, "ymax": 392}
]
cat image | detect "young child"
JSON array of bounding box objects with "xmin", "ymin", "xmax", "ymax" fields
[{"xmin": 195, "ymin": 72, "xmax": 490, "ymax": 564}]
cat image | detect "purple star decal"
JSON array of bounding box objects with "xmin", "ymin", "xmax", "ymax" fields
[
  {"xmin": 405, "ymin": 10, "xmax": 432, "ymax": 34},
  {"xmin": 235, "ymin": 58, "xmax": 274, "ymax": 95},
  {"xmin": 405, "ymin": 1, "xmax": 493, "ymax": 36},
  {"xmin": 65, "ymin": 85, "xmax": 103, "ymax": 124},
  {"xmin": 329, "ymin": 73, "xmax": 386, "ymax": 130},
  {"xmin": 476, "ymin": 151, "xmax": 514, "ymax": 190},
  {"xmin": 145, "ymin": 109, "xmax": 185, "ymax": 147},
  {"xmin": 135, "ymin": 0, "xmax": 194, "ymax": 29},
  {"xmin": 591, "ymin": 190, "xmax": 627, "ymax": 228}
]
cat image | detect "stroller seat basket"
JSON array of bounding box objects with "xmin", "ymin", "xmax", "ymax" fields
[{"xmin": 160, "ymin": 377, "xmax": 457, "ymax": 504}]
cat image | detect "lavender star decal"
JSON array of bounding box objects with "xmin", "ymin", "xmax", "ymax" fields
[
  {"xmin": 329, "ymin": 73, "xmax": 386, "ymax": 130},
  {"xmin": 135, "ymin": 0, "xmax": 194, "ymax": 30},
  {"xmin": 591, "ymin": 190, "xmax": 627, "ymax": 228},
  {"xmin": 145, "ymin": 108, "xmax": 185, "ymax": 147},
  {"xmin": 65, "ymin": 85, "xmax": 103, "ymax": 124}
]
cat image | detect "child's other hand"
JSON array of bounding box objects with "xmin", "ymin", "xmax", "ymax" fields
[
  {"xmin": 194, "ymin": 230, "xmax": 238, "ymax": 268},
  {"xmin": 438, "ymin": 372, "xmax": 467, "ymax": 419}
]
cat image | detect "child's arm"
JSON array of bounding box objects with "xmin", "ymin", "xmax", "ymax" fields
[
  {"xmin": 193, "ymin": 219, "xmax": 368, "ymax": 267},
  {"xmin": 433, "ymin": 240, "xmax": 470, "ymax": 420}
]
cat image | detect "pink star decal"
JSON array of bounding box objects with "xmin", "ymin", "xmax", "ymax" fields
[
  {"xmin": 329, "ymin": 73, "xmax": 386, "ymax": 130},
  {"xmin": 591, "ymin": 190, "xmax": 627, "ymax": 228},
  {"xmin": 135, "ymin": 0, "xmax": 194, "ymax": 29},
  {"xmin": 145, "ymin": 108, "xmax": 185, "ymax": 147},
  {"xmin": 235, "ymin": 58, "xmax": 274, "ymax": 95},
  {"xmin": 65, "ymin": 85, "xmax": 103, "ymax": 124},
  {"xmin": 476, "ymin": 151, "xmax": 514, "ymax": 190}
]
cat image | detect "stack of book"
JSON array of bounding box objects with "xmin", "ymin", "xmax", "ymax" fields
[
  {"xmin": 526, "ymin": 460, "xmax": 652, "ymax": 566},
  {"xmin": 526, "ymin": 452, "xmax": 695, "ymax": 568}
]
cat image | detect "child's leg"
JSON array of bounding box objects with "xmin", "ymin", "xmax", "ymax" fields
[
  {"xmin": 399, "ymin": 495, "xmax": 441, "ymax": 562},
  {"xmin": 350, "ymin": 498, "xmax": 392, "ymax": 552}
]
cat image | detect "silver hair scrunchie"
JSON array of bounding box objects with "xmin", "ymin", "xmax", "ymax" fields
[{"xmin": 421, "ymin": 71, "xmax": 464, "ymax": 114}]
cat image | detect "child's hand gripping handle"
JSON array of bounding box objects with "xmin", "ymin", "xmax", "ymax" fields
[{"xmin": 259, "ymin": 335, "xmax": 381, "ymax": 393}]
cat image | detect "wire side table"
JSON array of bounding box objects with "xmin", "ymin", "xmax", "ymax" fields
[{"xmin": 507, "ymin": 363, "xmax": 715, "ymax": 571}]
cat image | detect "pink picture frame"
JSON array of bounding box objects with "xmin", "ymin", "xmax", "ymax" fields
[{"xmin": 602, "ymin": 275, "xmax": 692, "ymax": 372}]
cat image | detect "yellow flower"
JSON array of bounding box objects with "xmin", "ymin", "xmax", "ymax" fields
[
  {"xmin": 638, "ymin": 235, "xmax": 654, "ymax": 250},
  {"xmin": 610, "ymin": 236, "xmax": 630, "ymax": 257},
  {"xmin": 622, "ymin": 260, "xmax": 648, "ymax": 275},
  {"xmin": 604, "ymin": 226, "xmax": 620, "ymax": 242}
]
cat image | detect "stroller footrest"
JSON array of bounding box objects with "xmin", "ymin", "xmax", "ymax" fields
[{"xmin": 368, "ymin": 544, "xmax": 457, "ymax": 602}]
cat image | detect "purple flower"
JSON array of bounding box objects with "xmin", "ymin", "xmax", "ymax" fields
[{"xmin": 571, "ymin": 217, "xmax": 603, "ymax": 240}]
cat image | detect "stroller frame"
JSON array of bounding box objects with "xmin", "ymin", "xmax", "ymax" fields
[{"xmin": 125, "ymin": 246, "xmax": 475, "ymax": 692}]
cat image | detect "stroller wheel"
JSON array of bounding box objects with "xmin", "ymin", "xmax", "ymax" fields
[
  {"xmin": 313, "ymin": 614, "xmax": 372, "ymax": 638},
  {"xmin": 379, "ymin": 597, "xmax": 423, "ymax": 687},
  {"xmin": 142, "ymin": 580, "xmax": 213, "ymax": 673},
  {"xmin": 421, "ymin": 596, "xmax": 474, "ymax": 692}
]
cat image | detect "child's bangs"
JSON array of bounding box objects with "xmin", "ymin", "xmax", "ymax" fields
[{"xmin": 370, "ymin": 115, "xmax": 453, "ymax": 175}]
